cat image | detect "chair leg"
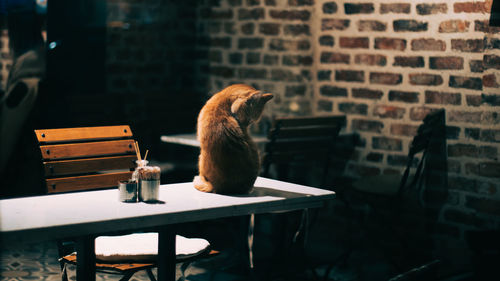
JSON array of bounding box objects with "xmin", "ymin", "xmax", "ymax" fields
[
  {"xmin": 61, "ymin": 263, "xmax": 69, "ymax": 281},
  {"xmin": 118, "ymin": 271, "xmax": 135, "ymax": 281},
  {"xmin": 146, "ymin": 268, "xmax": 157, "ymax": 281},
  {"xmin": 247, "ymin": 213, "xmax": 255, "ymax": 269}
]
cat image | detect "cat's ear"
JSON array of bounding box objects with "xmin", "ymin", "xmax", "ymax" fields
[
  {"xmin": 231, "ymin": 98, "xmax": 246, "ymax": 114},
  {"xmin": 260, "ymin": 93, "xmax": 273, "ymax": 103}
]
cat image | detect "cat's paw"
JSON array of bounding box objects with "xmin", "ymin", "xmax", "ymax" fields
[{"xmin": 193, "ymin": 176, "xmax": 214, "ymax": 193}]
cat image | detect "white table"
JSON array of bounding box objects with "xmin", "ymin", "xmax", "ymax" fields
[{"xmin": 0, "ymin": 177, "xmax": 334, "ymax": 281}]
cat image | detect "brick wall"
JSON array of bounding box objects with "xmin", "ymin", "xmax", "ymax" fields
[{"xmin": 197, "ymin": 0, "xmax": 500, "ymax": 269}]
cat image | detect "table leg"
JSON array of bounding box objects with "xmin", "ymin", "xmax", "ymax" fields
[
  {"xmin": 75, "ymin": 235, "xmax": 96, "ymax": 281},
  {"xmin": 157, "ymin": 226, "xmax": 176, "ymax": 281}
]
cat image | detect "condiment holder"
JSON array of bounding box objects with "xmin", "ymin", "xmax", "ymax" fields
[{"xmin": 119, "ymin": 142, "xmax": 160, "ymax": 203}]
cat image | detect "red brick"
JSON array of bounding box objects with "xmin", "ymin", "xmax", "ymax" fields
[
  {"xmin": 393, "ymin": 20, "xmax": 428, "ymax": 32},
  {"xmin": 238, "ymin": 68, "xmax": 267, "ymax": 79},
  {"xmin": 425, "ymin": 91, "xmax": 461, "ymax": 105},
  {"xmin": 241, "ymin": 23, "xmax": 255, "ymax": 34},
  {"xmin": 320, "ymin": 85, "xmax": 348, "ymax": 97},
  {"xmin": 409, "ymin": 107, "xmax": 441, "ymax": 121},
  {"xmin": 393, "ymin": 56, "xmax": 424, "ymax": 67},
  {"xmin": 409, "ymin": 73, "xmax": 443, "ymax": 86},
  {"xmin": 483, "ymin": 74, "xmax": 499, "ymax": 88},
  {"xmin": 269, "ymin": 10, "xmax": 311, "ymax": 21},
  {"xmin": 282, "ymin": 55, "xmax": 313, "ymax": 66},
  {"xmin": 358, "ymin": 20, "xmax": 387, "ymax": 31},
  {"xmin": 475, "ymin": 20, "xmax": 500, "ymax": 33},
  {"xmin": 466, "ymin": 95, "xmax": 482, "ymax": 106},
  {"xmin": 482, "ymin": 112, "xmax": 500, "ymax": 125},
  {"xmin": 481, "ymin": 94, "xmax": 500, "ymax": 106},
  {"xmin": 238, "ymin": 38, "xmax": 263, "ymax": 49},
  {"xmin": 380, "ymin": 3, "xmax": 411, "ymax": 14},
  {"xmin": 448, "ymin": 144, "xmax": 478, "ymax": 157},
  {"xmin": 263, "ymin": 54, "xmax": 279, "ymax": 65},
  {"xmin": 373, "ymin": 105, "xmax": 405, "ymax": 119},
  {"xmin": 480, "ymin": 129, "xmax": 500, "ymax": 142},
  {"xmin": 454, "ymin": 1, "xmax": 491, "ymax": 13},
  {"xmin": 339, "ymin": 37, "xmax": 369, "ymax": 48},
  {"xmin": 352, "ymin": 119, "xmax": 383, "ymax": 132},
  {"xmin": 370, "ymin": 72, "xmax": 402, "ymax": 85},
  {"xmin": 320, "ymin": 52, "xmax": 350, "ymax": 64},
  {"xmin": 388, "ymin": 90, "xmax": 419, "ymax": 103},
  {"xmin": 449, "ymin": 75, "xmax": 482, "ymax": 90},
  {"xmin": 319, "ymin": 35, "xmax": 334, "ymax": 46},
  {"xmin": 375, "ymin": 38, "xmax": 406, "ymax": 51},
  {"xmin": 366, "ymin": 152, "xmax": 383, "ymax": 162},
  {"xmin": 352, "ymin": 88, "xmax": 383, "ymax": 99},
  {"xmin": 317, "ymin": 70, "xmax": 331, "ymax": 81},
  {"xmin": 448, "ymin": 110, "xmax": 482, "ymax": 123},
  {"xmin": 372, "ymin": 137, "xmax": 403, "ymax": 151},
  {"xmin": 411, "ymin": 38, "xmax": 446, "ymax": 51},
  {"xmin": 344, "ymin": 3, "xmax": 374, "ymax": 14},
  {"xmin": 354, "ymin": 54, "xmax": 386, "ymax": 66},
  {"xmin": 465, "ymin": 128, "xmax": 481, "ymax": 140},
  {"xmin": 466, "ymin": 196, "xmax": 500, "ymax": 215},
  {"xmin": 416, "ymin": 3, "xmax": 448, "ymax": 15},
  {"xmin": 336, "ymin": 70, "xmax": 364, "ymax": 82},
  {"xmin": 439, "ymin": 20, "xmax": 470, "ymax": 33},
  {"xmin": 484, "ymin": 55, "xmax": 500, "ymax": 70},
  {"xmin": 288, "ymin": 0, "xmax": 314, "ymax": 6},
  {"xmin": 451, "ymin": 39, "xmax": 485, "ymax": 53},
  {"xmin": 284, "ymin": 24, "xmax": 310, "ymax": 35},
  {"xmin": 321, "ymin": 19, "xmax": 350, "ymax": 31},
  {"xmin": 317, "ymin": 100, "xmax": 333, "ymax": 112},
  {"xmin": 429, "ymin": 56, "xmax": 464, "ymax": 70},
  {"xmin": 322, "ymin": 2, "xmax": 338, "ymax": 14},
  {"xmin": 339, "ymin": 103, "xmax": 368, "ymax": 115},
  {"xmin": 238, "ymin": 8, "xmax": 265, "ymax": 20},
  {"xmin": 259, "ymin": 23, "xmax": 280, "ymax": 35},
  {"xmin": 269, "ymin": 39, "xmax": 310, "ymax": 51},
  {"xmin": 285, "ymin": 85, "xmax": 307, "ymax": 97},
  {"xmin": 469, "ymin": 60, "xmax": 485, "ymax": 72},
  {"xmin": 271, "ymin": 69, "xmax": 310, "ymax": 82},
  {"xmin": 390, "ymin": 124, "xmax": 419, "ymax": 136}
]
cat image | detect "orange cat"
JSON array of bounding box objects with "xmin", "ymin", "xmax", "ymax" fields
[{"xmin": 194, "ymin": 84, "xmax": 273, "ymax": 194}]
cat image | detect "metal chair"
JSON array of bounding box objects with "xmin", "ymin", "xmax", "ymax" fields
[{"xmin": 34, "ymin": 125, "xmax": 216, "ymax": 281}]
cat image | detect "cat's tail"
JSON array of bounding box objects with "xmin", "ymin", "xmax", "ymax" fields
[{"xmin": 193, "ymin": 175, "xmax": 215, "ymax": 193}]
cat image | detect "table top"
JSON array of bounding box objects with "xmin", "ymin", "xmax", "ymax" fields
[
  {"xmin": 0, "ymin": 177, "xmax": 334, "ymax": 246},
  {"xmin": 160, "ymin": 133, "xmax": 268, "ymax": 147}
]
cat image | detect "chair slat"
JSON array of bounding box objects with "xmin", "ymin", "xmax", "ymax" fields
[
  {"xmin": 40, "ymin": 140, "xmax": 136, "ymax": 160},
  {"xmin": 45, "ymin": 172, "xmax": 133, "ymax": 193},
  {"xmin": 263, "ymin": 150, "xmax": 331, "ymax": 163},
  {"xmin": 43, "ymin": 155, "xmax": 137, "ymax": 177},
  {"xmin": 35, "ymin": 125, "xmax": 133, "ymax": 143},
  {"xmin": 268, "ymin": 126, "xmax": 340, "ymax": 139},
  {"xmin": 274, "ymin": 115, "xmax": 346, "ymax": 128},
  {"xmin": 267, "ymin": 138, "xmax": 334, "ymax": 152}
]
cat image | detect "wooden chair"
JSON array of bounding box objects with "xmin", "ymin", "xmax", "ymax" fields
[
  {"xmin": 262, "ymin": 115, "xmax": 346, "ymax": 187},
  {"xmin": 324, "ymin": 110, "xmax": 447, "ymax": 279},
  {"xmin": 34, "ymin": 125, "xmax": 215, "ymax": 281},
  {"xmin": 252, "ymin": 115, "xmax": 345, "ymax": 277}
]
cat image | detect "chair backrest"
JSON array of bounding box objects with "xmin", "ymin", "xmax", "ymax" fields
[
  {"xmin": 34, "ymin": 125, "xmax": 137, "ymax": 194},
  {"xmin": 262, "ymin": 115, "xmax": 346, "ymax": 184},
  {"xmin": 398, "ymin": 109, "xmax": 446, "ymax": 199}
]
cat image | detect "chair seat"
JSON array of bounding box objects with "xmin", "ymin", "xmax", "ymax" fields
[
  {"xmin": 94, "ymin": 233, "xmax": 211, "ymax": 262},
  {"xmin": 351, "ymin": 174, "xmax": 402, "ymax": 196}
]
